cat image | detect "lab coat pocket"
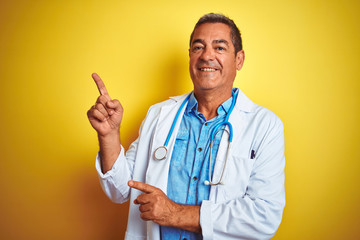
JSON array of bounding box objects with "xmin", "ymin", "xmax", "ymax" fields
[
  {"xmin": 171, "ymin": 128, "xmax": 189, "ymax": 167},
  {"xmin": 222, "ymin": 155, "xmax": 255, "ymax": 201}
]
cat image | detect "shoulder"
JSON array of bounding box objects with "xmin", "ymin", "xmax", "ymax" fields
[
  {"xmin": 254, "ymin": 105, "xmax": 283, "ymax": 129},
  {"xmin": 145, "ymin": 92, "xmax": 190, "ymax": 118},
  {"xmin": 235, "ymin": 89, "xmax": 283, "ymax": 129}
]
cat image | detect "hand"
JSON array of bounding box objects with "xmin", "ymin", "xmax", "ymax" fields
[
  {"xmin": 129, "ymin": 181, "xmax": 201, "ymax": 232},
  {"xmin": 87, "ymin": 73, "xmax": 123, "ymax": 137},
  {"xmin": 129, "ymin": 180, "xmax": 181, "ymax": 227}
]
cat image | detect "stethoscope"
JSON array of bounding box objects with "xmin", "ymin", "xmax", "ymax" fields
[{"xmin": 153, "ymin": 91, "xmax": 236, "ymax": 186}]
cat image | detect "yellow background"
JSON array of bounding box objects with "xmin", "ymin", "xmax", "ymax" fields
[{"xmin": 0, "ymin": 0, "xmax": 359, "ymax": 239}]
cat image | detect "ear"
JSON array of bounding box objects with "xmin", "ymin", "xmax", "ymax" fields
[{"xmin": 235, "ymin": 50, "xmax": 245, "ymax": 71}]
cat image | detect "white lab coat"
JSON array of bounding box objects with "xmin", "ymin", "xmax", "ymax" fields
[{"xmin": 96, "ymin": 90, "xmax": 285, "ymax": 240}]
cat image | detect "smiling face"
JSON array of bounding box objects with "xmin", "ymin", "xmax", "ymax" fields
[{"xmin": 189, "ymin": 23, "xmax": 244, "ymax": 95}]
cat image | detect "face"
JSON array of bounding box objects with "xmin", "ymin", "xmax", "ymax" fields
[{"xmin": 189, "ymin": 23, "xmax": 244, "ymax": 94}]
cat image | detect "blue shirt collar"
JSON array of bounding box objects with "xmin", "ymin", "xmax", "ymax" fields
[{"xmin": 185, "ymin": 88, "xmax": 239, "ymax": 117}]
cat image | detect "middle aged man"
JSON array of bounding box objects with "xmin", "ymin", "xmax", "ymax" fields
[{"xmin": 88, "ymin": 13, "xmax": 285, "ymax": 240}]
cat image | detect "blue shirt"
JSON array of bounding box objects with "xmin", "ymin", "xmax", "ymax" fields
[{"xmin": 160, "ymin": 89, "xmax": 239, "ymax": 240}]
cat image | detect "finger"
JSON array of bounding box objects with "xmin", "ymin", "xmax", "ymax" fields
[
  {"xmin": 128, "ymin": 181, "xmax": 157, "ymax": 194},
  {"xmin": 92, "ymin": 73, "xmax": 110, "ymax": 97},
  {"xmin": 94, "ymin": 103, "xmax": 110, "ymax": 119},
  {"xmin": 106, "ymin": 99, "xmax": 123, "ymax": 115},
  {"xmin": 96, "ymin": 95, "xmax": 114, "ymax": 115},
  {"xmin": 135, "ymin": 193, "xmax": 154, "ymax": 205},
  {"xmin": 139, "ymin": 203, "xmax": 151, "ymax": 213},
  {"xmin": 96, "ymin": 94, "xmax": 111, "ymax": 105},
  {"xmin": 135, "ymin": 194, "xmax": 151, "ymax": 205},
  {"xmin": 88, "ymin": 108, "xmax": 107, "ymax": 122},
  {"xmin": 140, "ymin": 212, "xmax": 152, "ymax": 221}
]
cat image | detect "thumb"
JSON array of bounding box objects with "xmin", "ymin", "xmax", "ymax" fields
[{"xmin": 106, "ymin": 99, "xmax": 123, "ymax": 113}]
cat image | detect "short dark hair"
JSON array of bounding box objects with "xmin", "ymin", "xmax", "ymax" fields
[{"xmin": 189, "ymin": 13, "xmax": 243, "ymax": 54}]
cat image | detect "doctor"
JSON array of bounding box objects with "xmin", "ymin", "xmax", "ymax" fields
[{"xmin": 87, "ymin": 13, "xmax": 285, "ymax": 240}]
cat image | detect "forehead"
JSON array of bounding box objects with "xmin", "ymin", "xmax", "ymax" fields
[{"xmin": 192, "ymin": 23, "xmax": 232, "ymax": 43}]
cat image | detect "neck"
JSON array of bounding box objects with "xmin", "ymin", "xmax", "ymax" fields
[{"xmin": 194, "ymin": 88, "xmax": 233, "ymax": 120}]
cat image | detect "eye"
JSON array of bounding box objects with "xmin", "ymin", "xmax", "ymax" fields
[
  {"xmin": 192, "ymin": 46, "xmax": 203, "ymax": 51},
  {"xmin": 216, "ymin": 46, "xmax": 225, "ymax": 51}
]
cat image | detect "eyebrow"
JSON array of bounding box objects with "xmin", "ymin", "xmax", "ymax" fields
[
  {"xmin": 213, "ymin": 39, "xmax": 229, "ymax": 46},
  {"xmin": 191, "ymin": 39, "xmax": 230, "ymax": 46},
  {"xmin": 192, "ymin": 39, "xmax": 205, "ymax": 45}
]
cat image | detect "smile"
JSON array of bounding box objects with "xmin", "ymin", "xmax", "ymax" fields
[{"xmin": 199, "ymin": 68, "xmax": 217, "ymax": 72}]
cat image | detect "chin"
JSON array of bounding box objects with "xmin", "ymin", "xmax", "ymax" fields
[{"xmin": 194, "ymin": 83, "xmax": 222, "ymax": 92}]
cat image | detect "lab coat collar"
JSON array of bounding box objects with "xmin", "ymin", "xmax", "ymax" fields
[
  {"xmin": 169, "ymin": 92, "xmax": 192, "ymax": 102},
  {"xmin": 234, "ymin": 89, "xmax": 256, "ymax": 113}
]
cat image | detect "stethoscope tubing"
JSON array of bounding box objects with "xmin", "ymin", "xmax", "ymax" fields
[
  {"xmin": 154, "ymin": 90, "xmax": 237, "ymax": 186},
  {"xmin": 164, "ymin": 94, "xmax": 192, "ymax": 147},
  {"xmin": 153, "ymin": 93, "xmax": 192, "ymax": 161}
]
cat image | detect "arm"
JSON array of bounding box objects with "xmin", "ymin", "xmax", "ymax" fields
[
  {"xmin": 88, "ymin": 73, "xmax": 136, "ymax": 203},
  {"xmin": 87, "ymin": 73, "xmax": 123, "ymax": 173}
]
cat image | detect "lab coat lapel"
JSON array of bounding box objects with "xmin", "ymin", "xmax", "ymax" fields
[
  {"xmin": 210, "ymin": 91, "xmax": 252, "ymax": 196},
  {"xmin": 145, "ymin": 94, "xmax": 189, "ymax": 193}
]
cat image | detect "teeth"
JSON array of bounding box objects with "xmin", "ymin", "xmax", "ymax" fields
[{"xmin": 201, "ymin": 68, "xmax": 216, "ymax": 72}]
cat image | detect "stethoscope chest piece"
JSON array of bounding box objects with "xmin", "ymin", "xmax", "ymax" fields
[{"xmin": 154, "ymin": 146, "xmax": 167, "ymax": 160}]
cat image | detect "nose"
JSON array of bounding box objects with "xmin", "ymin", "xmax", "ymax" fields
[{"xmin": 200, "ymin": 47, "xmax": 215, "ymax": 61}]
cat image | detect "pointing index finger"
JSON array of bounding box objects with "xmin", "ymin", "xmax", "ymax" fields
[
  {"xmin": 128, "ymin": 180, "xmax": 157, "ymax": 193},
  {"xmin": 92, "ymin": 73, "xmax": 110, "ymax": 97}
]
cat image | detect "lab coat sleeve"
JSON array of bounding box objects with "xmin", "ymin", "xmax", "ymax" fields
[
  {"xmin": 95, "ymin": 127, "xmax": 142, "ymax": 204},
  {"xmin": 200, "ymin": 116, "xmax": 285, "ymax": 240},
  {"xmin": 95, "ymin": 145, "xmax": 132, "ymax": 203}
]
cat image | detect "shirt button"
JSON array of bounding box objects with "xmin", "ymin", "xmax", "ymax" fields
[
  {"xmin": 193, "ymin": 176, "xmax": 198, "ymax": 181},
  {"xmin": 204, "ymin": 122, "xmax": 208, "ymax": 126},
  {"xmin": 198, "ymin": 147, "xmax": 202, "ymax": 152},
  {"xmin": 183, "ymin": 238, "xmax": 187, "ymax": 240}
]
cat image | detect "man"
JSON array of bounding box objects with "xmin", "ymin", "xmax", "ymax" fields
[{"xmin": 87, "ymin": 13, "xmax": 285, "ymax": 240}]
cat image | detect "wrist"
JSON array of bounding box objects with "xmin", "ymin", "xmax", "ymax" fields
[
  {"xmin": 98, "ymin": 130, "xmax": 120, "ymax": 149},
  {"xmin": 171, "ymin": 203, "xmax": 184, "ymax": 227},
  {"xmin": 98, "ymin": 127, "xmax": 120, "ymax": 139},
  {"xmin": 97, "ymin": 130, "xmax": 121, "ymax": 173},
  {"xmin": 170, "ymin": 204, "xmax": 201, "ymax": 233}
]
